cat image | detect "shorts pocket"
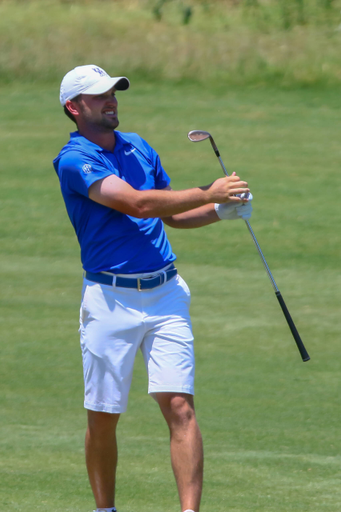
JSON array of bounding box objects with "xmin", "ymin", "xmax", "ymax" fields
[{"xmin": 177, "ymin": 274, "xmax": 191, "ymax": 304}]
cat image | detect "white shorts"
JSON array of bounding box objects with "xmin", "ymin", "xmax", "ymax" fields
[{"xmin": 79, "ymin": 271, "xmax": 194, "ymax": 414}]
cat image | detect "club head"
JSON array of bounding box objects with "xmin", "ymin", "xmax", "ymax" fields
[{"xmin": 187, "ymin": 130, "xmax": 211, "ymax": 142}]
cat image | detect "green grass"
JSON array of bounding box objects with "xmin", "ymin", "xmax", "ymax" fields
[{"xmin": 1, "ymin": 81, "xmax": 341, "ymax": 512}]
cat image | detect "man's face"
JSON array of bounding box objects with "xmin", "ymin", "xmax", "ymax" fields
[{"xmin": 73, "ymin": 87, "xmax": 119, "ymax": 131}]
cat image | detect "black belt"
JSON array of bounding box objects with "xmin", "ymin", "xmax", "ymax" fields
[{"xmin": 85, "ymin": 265, "xmax": 177, "ymax": 291}]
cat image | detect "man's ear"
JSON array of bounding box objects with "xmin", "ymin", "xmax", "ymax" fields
[{"xmin": 65, "ymin": 99, "xmax": 80, "ymax": 117}]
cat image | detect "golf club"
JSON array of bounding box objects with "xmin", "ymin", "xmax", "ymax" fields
[{"xmin": 188, "ymin": 129, "xmax": 310, "ymax": 362}]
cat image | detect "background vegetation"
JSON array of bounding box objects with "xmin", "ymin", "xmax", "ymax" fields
[
  {"xmin": 1, "ymin": 1, "xmax": 341, "ymax": 512},
  {"xmin": 1, "ymin": 0, "xmax": 341, "ymax": 86}
]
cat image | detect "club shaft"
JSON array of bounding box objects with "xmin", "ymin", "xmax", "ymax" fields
[
  {"xmin": 209, "ymin": 137, "xmax": 310, "ymax": 362},
  {"xmin": 244, "ymin": 220, "xmax": 279, "ymax": 292},
  {"xmin": 215, "ymin": 153, "xmax": 279, "ymax": 290}
]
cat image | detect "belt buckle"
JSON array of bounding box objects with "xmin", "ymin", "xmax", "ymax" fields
[{"xmin": 137, "ymin": 278, "xmax": 142, "ymax": 291}]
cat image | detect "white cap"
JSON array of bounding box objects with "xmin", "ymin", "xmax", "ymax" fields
[{"xmin": 60, "ymin": 65, "xmax": 130, "ymax": 106}]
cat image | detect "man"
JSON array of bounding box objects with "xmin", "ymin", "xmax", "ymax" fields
[{"xmin": 53, "ymin": 65, "xmax": 252, "ymax": 512}]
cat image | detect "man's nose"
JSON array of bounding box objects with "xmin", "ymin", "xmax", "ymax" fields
[{"xmin": 107, "ymin": 96, "xmax": 117, "ymax": 106}]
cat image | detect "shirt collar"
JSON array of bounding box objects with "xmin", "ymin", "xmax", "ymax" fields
[{"xmin": 69, "ymin": 130, "xmax": 127, "ymax": 153}]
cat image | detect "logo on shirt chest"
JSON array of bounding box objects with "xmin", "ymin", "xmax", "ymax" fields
[{"xmin": 124, "ymin": 148, "xmax": 137, "ymax": 156}]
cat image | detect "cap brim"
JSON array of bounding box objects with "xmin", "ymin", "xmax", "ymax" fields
[{"xmin": 83, "ymin": 76, "xmax": 130, "ymax": 95}]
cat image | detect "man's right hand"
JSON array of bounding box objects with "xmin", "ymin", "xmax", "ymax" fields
[{"xmin": 206, "ymin": 172, "xmax": 249, "ymax": 204}]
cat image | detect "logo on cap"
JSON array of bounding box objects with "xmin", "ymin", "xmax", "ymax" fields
[{"xmin": 92, "ymin": 67, "xmax": 107, "ymax": 77}]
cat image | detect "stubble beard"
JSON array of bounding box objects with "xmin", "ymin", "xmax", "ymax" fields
[
  {"xmin": 81, "ymin": 105, "xmax": 119, "ymax": 133},
  {"xmin": 93, "ymin": 114, "xmax": 119, "ymax": 133}
]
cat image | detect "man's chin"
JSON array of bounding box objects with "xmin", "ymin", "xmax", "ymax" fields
[{"xmin": 100, "ymin": 119, "xmax": 119, "ymax": 131}]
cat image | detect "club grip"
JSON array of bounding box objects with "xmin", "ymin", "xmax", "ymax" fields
[{"xmin": 275, "ymin": 291, "xmax": 310, "ymax": 362}]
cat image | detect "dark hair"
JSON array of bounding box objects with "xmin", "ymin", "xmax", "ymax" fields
[{"xmin": 63, "ymin": 94, "xmax": 81, "ymax": 124}]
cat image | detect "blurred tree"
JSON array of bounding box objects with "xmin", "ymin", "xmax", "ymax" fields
[{"xmin": 182, "ymin": 5, "xmax": 193, "ymax": 24}]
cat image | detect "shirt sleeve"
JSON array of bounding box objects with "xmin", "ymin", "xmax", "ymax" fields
[
  {"xmin": 138, "ymin": 137, "xmax": 171, "ymax": 189},
  {"xmin": 58, "ymin": 150, "xmax": 116, "ymax": 197},
  {"xmin": 154, "ymin": 153, "xmax": 171, "ymax": 189}
]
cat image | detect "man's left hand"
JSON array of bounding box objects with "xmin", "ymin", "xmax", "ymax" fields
[{"xmin": 214, "ymin": 193, "xmax": 253, "ymax": 220}]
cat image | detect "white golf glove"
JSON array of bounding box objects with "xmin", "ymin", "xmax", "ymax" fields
[{"xmin": 214, "ymin": 193, "xmax": 253, "ymax": 220}]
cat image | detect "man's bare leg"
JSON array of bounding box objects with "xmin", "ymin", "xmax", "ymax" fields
[
  {"xmin": 85, "ymin": 410, "xmax": 120, "ymax": 509},
  {"xmin": 157, "ymin": 393, "xmax": 203, "ymax": 512}
]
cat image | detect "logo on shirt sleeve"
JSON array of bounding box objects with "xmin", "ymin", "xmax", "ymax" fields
[{"xmin": 82, "ymin": 164, "xmax": 92, "ymax": 174}]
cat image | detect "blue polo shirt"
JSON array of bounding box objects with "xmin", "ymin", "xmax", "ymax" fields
[{"xmin": 53, "ymin": 131, "xmax": 176, "ymax": 273}]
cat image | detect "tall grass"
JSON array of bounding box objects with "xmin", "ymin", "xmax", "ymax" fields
[{"xmin": 1, "ymin": 0, "xmax": 341, "ymax": 86}]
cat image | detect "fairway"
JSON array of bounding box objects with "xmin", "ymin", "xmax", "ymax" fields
[{"xmin": 0, "ymin": 81, "xmax": 341, "ymax": 512}]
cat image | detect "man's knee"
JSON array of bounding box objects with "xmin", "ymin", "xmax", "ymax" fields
[
  {"xmin": 157, "ymin": 393, "xmax": 196, "ymax": 427},
  {"xmin": 87, "ymin": 410, "xmax": 120, "ymax": 434}
]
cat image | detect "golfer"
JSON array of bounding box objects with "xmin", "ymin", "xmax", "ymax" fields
[{"xmin": 53, "ymin": 65, "xmax": 252, "ymax": 512}]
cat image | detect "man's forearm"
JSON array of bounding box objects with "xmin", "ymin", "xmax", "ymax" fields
[
  {"xmin": 131, "ymin": 186, "xmax": 216, "ymax": 218},
  {"xmin": 89, "ymin": 176, "xmax": 214, "ymax": 218},
  {"xmin": 161, "ymin": 204, "xmax": 221, "ymax": 229},
  {"xmin": 89, "ymin": 173, "xmax": 249, "ymax": 219}
]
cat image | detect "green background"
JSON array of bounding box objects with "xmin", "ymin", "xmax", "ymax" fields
[{"xmin": 1, "ymin": 1, "xmax": 341, "ymax": 511}]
